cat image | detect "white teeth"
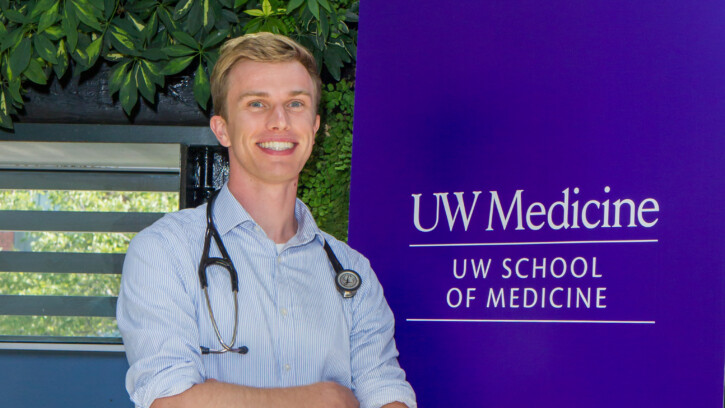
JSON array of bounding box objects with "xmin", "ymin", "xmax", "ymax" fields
[{"xmin": 258, "ymin": 141, "xmax": 294, "ymax": 151}]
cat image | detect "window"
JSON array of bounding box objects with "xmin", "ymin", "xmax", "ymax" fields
[{"xmin": 0, "ymin": 124, "xmax": 225, "ymax": 349}]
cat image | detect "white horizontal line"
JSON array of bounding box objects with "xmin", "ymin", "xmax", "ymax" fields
[
  {"xmin": 0, "ymin": 342, "xmax": 125, "ymax": 352},
  {"xmin": 407, "ymin": 318, "xmax": 655, "ymax": 324},
  {"xmin": 409, "ymin": 239, "xmax": 658, "ymax": 247}
]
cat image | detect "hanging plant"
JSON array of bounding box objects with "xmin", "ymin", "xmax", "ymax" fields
[{"xmin": 0, "ymin": 0, "xmax": 358, "ymax": 128}]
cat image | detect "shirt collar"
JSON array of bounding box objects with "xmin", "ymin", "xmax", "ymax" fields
[
  {"xmin": 212, "ymin": 183, "xmax": 325, "ymax": 246},
  {"xmin": 212, "ymin": 184, "xmax": 256, "ymax": 236}
]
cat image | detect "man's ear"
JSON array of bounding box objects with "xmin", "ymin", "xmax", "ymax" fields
[
  {"xmin": 314, "ymin": 114, "xmax": 320, "ymax": 137},
  {"xmin": 210, "ymin": 115, "xmax": 231, "ymax": 147}
]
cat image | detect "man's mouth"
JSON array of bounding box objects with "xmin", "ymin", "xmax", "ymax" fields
[{"xmin": 257, "ymin": 141, "xmax": 295, "ymax": 151}]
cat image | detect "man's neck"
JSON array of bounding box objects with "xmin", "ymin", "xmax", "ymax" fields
[{"xmin": 227, "ymin": 174, "xmax": 299, "ymax": 244}]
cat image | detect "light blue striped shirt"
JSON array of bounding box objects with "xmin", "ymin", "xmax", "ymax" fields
[{"xmin": 117, "ymin": 185, "xmax": 416, "ymax": 408}]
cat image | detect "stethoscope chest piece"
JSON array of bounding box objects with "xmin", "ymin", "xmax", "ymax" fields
[
  {"xmin": 336, "ymin": 269, "xmax": 362, "ymax": 298},
  {"xmin": 323, "ymin": 240, "xmax": 362, "ymax": 299}
]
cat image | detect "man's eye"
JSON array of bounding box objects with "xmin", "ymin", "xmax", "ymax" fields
[
  {"xmin": 289, "ymin": 101, "xmax": 303, "ymax": 108},
  {"xmin": 249, "ymin": 101, "xmax": 264, "ymax": 108}
]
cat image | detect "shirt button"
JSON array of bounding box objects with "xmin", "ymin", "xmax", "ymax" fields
[
  {"xmin": 281, "ymin": 308, "xmax": 288, "ymax": 316},
  {"xmin": 284, "ymin": 364, "xmax": 291, "ymax": 371}
]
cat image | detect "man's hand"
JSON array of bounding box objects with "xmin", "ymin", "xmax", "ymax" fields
[{"xmin": 151, "ymin": 379, "xmax": 359, "ymax": 408}]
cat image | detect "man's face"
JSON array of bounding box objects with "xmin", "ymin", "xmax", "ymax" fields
[{"xmin": 210, "ymin": 60, "xmax": 320, "ymax": 186}]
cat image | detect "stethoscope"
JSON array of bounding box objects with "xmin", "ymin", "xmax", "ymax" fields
[{"xmin": 198, "ymin": 190, "xmax": 362, "ymax": 355}]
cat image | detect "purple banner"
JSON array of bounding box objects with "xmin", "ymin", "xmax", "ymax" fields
[{"xmin": 349, "ymin": 1, "xmax": 725, "ymax": 407}]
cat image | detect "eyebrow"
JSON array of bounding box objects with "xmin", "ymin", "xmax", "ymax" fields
[
  {"xmin": 289, "ymin": 90, "xmax": 312, "ymax": 98},
  {"xmin": 238, "ymin": 90, "xmax": 312, "ymax": 100},
  {"xmin": 239, "ymin": 91, "xmax": 269, "ymax": 99}
]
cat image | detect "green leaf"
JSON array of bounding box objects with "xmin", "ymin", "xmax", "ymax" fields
[
  {"xmin": 88, "ymin": 0, "xmax": 105, "ymax": 12},
  {"xmin": 0, "ymin": 91, "xmax": 13, "ymax": 130},
  {"xmin": 0, "ymin": 88, "xmax": 8, "ymax": 115},
  {"xmin": 234, "ymin": 0, "xmax": 248, "ymax": 7},
  {"xmin": 193, "ymin": 62, "xmax": 210, "ymax": 109},
  {"xmin": 323, "ymin": 44, "xmax": 343, "ymax": 80},
  {"xmin": 202, "ymin": 49, "xmax": 219, "ymax": 72},
  {"xmin": 262, "ymin": 0, "xmax": 272, "ymax": 16},
  {"xmin": 244, "ymin": 9, "xmax": 264, "ymax": 17},
  {"xmin": 108, "ymin": 60, "xmax": 130, "ymax": 95},
  {"xmin": 38, "ymin": 2, "xmax": 61, "ymax": 33},
  {"xmin": 142, "ymin": 11, "xmax": 158, "ymax": 41},
  {"xmin": 1, "ymin": 28, "xmax": 26, "ymax": 53},
  {"xmin": 61, "ymin": 5, "xmax": 79, "ymax": 51},
  {"xmin": 126, "ymin": 13, "xmax": 146, "ymax": 33},
  {"xmin": 210, "ymin": 0, "xmax": 223, "ymax": 29},
  {"xmin": 31, "ymin": 0, "xmax": 58, "ymax": 18},
  {"xmin": 7, "ymin": 77, "xmax": 23, "ymax": 104},
  {"xmin": 4, "ymin": 9, "xmax": 28, "ymax": 24},
  {"xmin": 73, "ymin": 0, "xmax": 103, "ymax": 18},
  {"xmin": 8, "ymin": 38, "xmax": 31, "ymax": 80},
  {"xmin": 113, "ymin": 16, "xmax": 142, "ymax": 36},
  {"xmin": 141, "ymin": 59, "xmax": 164, "ymax": 86},
  {"xmin": 34, "ymin": 34, "xmax": 59, "ymax": 64},
  {"xmin": 272, "ymin": 19, "xmax": 288, "ymax": 35},
  {"xmin": 141, "ymin": 48, "xmax": 166, "ymax": 61},
  {"xmin": 136, "ymin": 62, "xmax": 155, "ymax": 103},
  {"xmin": 103, "ymin": 0, "xmax": 115, "ymax": 19},
  {"xmin": 109, "ymin": 25, "xmax": 137, "ymax": 54},
  {"xmin": 243, "ymin": 17, "xmax": 262, "ymax": 33},
  {"xmin": 72, "ymin": 46, "xmax": 87, "ymax": 66},
  {"xmin": 53, "ymin": 39, "xmax": 69, "ymax": 78},
  {"xmin": 158, "ymin": 7, "xmax": 179, "ymax": 31},
  {"xmin": 171, "ymin": 31, "xmax": 199, "ymax": 49},
  {"xmin": 119, "ymin": 68, "xmax": 137, "ymax": 115},
  {"xmin": 72, "ymin": 0, "xmax": 103, "ymax": 31},
  {"xmin": 202, "ymin": 0, "xmax": 212, "ymax": 30},
  {"xmin": 23, "ymin": 58, "xmax": 48, "ymax": 85},
  {"xmin": 221, "ymin": 9, "xmax": 238, "ymax": 25},
  {"xmin": 173, "ymin": 0, "xmax": 194, "ymax": 20},
  {"xmin": 124, "ymin": 0, "xmax": 156, "ymax": 13},
  {"xmin": 185, "ymin": 1, "xmax": 202, "ymax": 35},
  {"xmin": 85, "ymin": 36, "xmax": 103, "ymax": 66},
  {"xmin": 286, "ymin": 0, "xmax": 305, "ymax": 13},
  {"xmin": 337, "ymin": 20, "xmax": 349, "ymax": 34},
  {"xmin": 161, "ymin": 55, "xmax": 195, "ymax": 75},
  {"xmin": 218, "ymin": 0, "xmax": 232, "ymax": 8},
  {"xmin": 162, "ymin": 44, "xmax": 195, "ymax": 57},
  {"xmin": 202, "ymin": 29, "xmax": 228, "ymax": 49},
  {"xmin": 320, "ymin": 10, "xmax": 329, "ymax": 39},
  {"xmin": 307, "ymin": 0, "xmax": 319, "ymax": 20},
  {"xmin": 317, "ymin": 0, "xmax": 332, "ymax": 13},
  {"xmin": 344, "ymin": 9, "xmax": 359, "ymax": 23},
  {"xmin": 44, "ymin": 25, "xmax": 64, "ymax": 40},
  {"xmin": 104, "ymin": 52, "xmax": 124, "ymax": 61}
]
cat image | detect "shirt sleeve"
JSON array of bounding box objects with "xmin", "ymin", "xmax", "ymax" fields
[
  {"xmin": 346, "ymin": 253, "xmax": 417, "ymax": 408},
  {"xmin": 116, "ymin": 226, "xmax": 206, "ymax": 408}
]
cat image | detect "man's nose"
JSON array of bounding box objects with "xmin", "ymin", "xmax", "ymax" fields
[{"xmin": 267, "ymin": 104, "xmax": 290, "ymax": 131}]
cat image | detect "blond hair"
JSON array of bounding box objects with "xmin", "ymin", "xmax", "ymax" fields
[{"xmin": 211, "ymin": 32, "xmax": 321, "ymax": 118}]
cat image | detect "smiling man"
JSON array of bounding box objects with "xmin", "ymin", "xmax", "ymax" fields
[{"xmin": 117, "ymin": 33, "xmax": 416, "ymax": 408}]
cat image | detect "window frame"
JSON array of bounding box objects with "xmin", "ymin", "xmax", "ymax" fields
[{"xmin": 0, "ymin": 123, "xmax": 223, "ymax": 352}]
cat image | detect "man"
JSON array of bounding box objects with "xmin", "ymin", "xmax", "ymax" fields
[{"xmin": 117, "ymin": 32, "xmax": 416, "ymax": 408}]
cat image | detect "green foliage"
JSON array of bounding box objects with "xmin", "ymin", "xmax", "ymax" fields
[
  {"xmin": 0, "ymin": 0, "xmax": 358, "ymax": 127},
  {"xmin": 299, "ymin": 79, "xmax": 353, "ymax": 240}
]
